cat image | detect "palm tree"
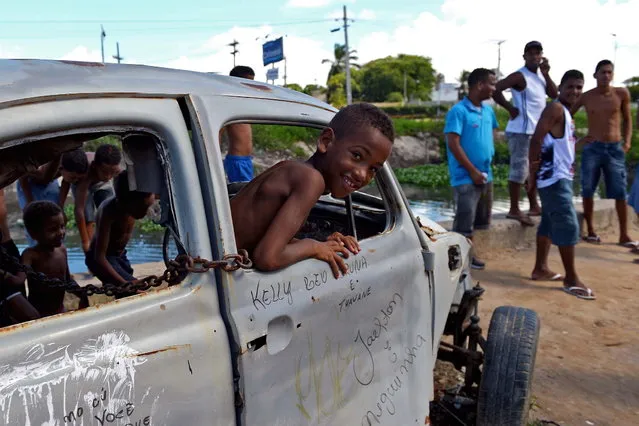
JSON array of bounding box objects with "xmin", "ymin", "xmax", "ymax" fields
[
  {"xmin": 457, "ymin": 70, "xmax": 471, "ymax": 100},
  {"xmin": 322, "ymin": 43, "xmax": 360, "ymax": 81}
]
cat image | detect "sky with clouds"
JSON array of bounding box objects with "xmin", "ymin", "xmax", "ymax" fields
[{"xmin": 2, "ymin": 0, "xmax": 639, "ymax": 91}]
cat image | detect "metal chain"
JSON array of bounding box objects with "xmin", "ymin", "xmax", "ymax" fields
[{"xmin": 0, "ymin": 244, "xmax": 252, "ymax": 298}]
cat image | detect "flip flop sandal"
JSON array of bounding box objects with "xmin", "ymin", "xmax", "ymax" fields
[
  {"xmin": 531, "ymin": 273, "xmax": 564, "ymax": 281},
  {"xmin": 506, "ymin": 213, "xmax": 535, "ymax": 227},
  {"xmin": 620, "ymin": 241, "xmax": 639, "ymax": 249},
  {"xmin": 563, "ymin": 286, "xmax": 596, "ymax": 300},
  {"xmin": 582, "ymin": 234, "xmax": 601, "ymax": 244}
]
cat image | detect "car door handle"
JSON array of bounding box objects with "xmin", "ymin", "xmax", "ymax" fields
[{"xmin": 247, "ymin": 315, "xmax": 295, "ymax": 355}]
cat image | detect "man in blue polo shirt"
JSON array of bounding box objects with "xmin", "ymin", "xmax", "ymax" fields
[{"xmin": 444, "ymin": 68, "xmax": 498, "ymax": 270}]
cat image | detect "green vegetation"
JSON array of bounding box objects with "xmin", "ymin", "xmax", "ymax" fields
[
  {"xmin": 252, "ymin": 124, "xmax": 320, "ymax": 151},
  {"xmin": 393, "ymin": 164, "xmax": 510, "ymax": 188},
  {"xmin": 63, "ymin": 203, "xmax": 163, "ymax": 233}
]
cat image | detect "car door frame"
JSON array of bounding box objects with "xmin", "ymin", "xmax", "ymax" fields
[
  {"xmin": 0, "ymin": 95, "xmax": 237, "ymax": 425},
  {"xmin": 187, "ymin": 93, "xmax": 436, "ymax": 425}
]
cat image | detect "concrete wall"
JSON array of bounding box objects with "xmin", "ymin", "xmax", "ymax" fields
[{"xmin": 438, "ymin": 200, "xmax": 639, "ymax": 251}]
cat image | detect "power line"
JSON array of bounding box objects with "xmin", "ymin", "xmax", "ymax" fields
[{"xmin": 0, "ymin": 18, "xmax": 334, "ymax": 25}]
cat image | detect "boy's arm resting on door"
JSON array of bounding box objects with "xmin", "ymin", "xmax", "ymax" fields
[{"xmin": 251, "ymin": 169, "xmax": 350, "ymax": 278}]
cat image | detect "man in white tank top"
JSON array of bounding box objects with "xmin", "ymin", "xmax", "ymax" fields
[
  {"xmin": 527, "ymin": 70, "xmax": 595, "ymax": 300},
  {"xmin": 493, "ymin": 41, "xmax": 558, "ymax": 226}
]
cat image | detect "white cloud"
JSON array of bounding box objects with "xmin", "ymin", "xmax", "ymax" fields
[
  {"xmin": 0, "ymin": 44, "xmax": 23, "ymax": 59},
  {"xmin": 356, "ymin": 0, "xmax": 639, "ymax": 90},
  {"xmin": 161, "ymin": 27, "xmax": 333, "ymax": 87},
  {"xmin": 287, "ymin": 0, "xmax": 333, "ymax": 8},
  {"xmin": 60, "ymin": 46, "xmax": 103, "ymax": 62}
]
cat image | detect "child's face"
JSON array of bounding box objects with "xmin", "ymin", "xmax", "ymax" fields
[
  {"xmin": 126, "ymin": 193, "xmax": 155, "ymax": 219},
  {"xmin": 61, "ymin": 169, "xmax": 86, "ymax": 184},
  {"xmin": 35, "ymin": 213, "xmax": 66, "ymax": 247},
  {"xmin": 95, "ymin": 163, "xmax": 121, "ymax": 182},
  {"xmin": 319, "ymin": 127, "xmax": 392, "ymax": 198}
]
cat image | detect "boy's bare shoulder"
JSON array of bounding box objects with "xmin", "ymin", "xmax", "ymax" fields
[{"xmin": 263, "ymin": 160, "xmax": 324, "ymax": 186}]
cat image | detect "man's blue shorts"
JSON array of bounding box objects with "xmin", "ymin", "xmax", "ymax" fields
[
  {"xmin": 580, "ymin": 141, "xmax": 627, "ymax": 200},
  {"xmin": 224, "ymin": 155, "xmax": 254, "ymax": 183},
  {"xmin": 538, "ymin": 179, "xmax": 579, "ymax": 246},
  {"xmin": 629, "ymin": 164, "xmax": 639, "ymax": 214}
]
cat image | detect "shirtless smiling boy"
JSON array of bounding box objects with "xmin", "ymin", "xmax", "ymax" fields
[{"xmin": 230, "ymin": 103, "xmax": 394, "ymax": 278}]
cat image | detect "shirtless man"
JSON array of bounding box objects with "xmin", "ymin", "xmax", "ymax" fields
[
  {"xmin": 571, "ymin": 60, "xmax": 635, "ymax": 247},
  {"xmin": 493, "ymin": 41, "xmax": 558, "ymax": 226},
  {"xmin": 85, "ymin": 170, "xmax": 155, "ymax": 296},
  {"xmin": 231, "ymin": 103, "xmax": 394, "ymax": 278},
  {"xmin": 222, "ymin": 66, "xmax": 256, "ymax": 183}
]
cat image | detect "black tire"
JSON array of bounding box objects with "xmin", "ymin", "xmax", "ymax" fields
[{"xmin": 476, "ymin": 306, "xmax": 540, "ymax": 426}]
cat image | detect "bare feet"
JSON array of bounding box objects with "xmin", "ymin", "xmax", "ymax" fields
[
  {"xmin": 507, "ymin": 211, "xmax": 535, "ymax": 227},
  {"xmin": 562, "ymin": 279, "xmax": 596, "ymax": 300},
  {"xmin": 528, "ymin": 206, "xmax": 542, "ymax": 217},
  {"xmin": 531, "ymin": 268, "xmax": 563, "ymax": 281}
]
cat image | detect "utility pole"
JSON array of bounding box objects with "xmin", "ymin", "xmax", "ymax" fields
[
  {"xmin": 100, "ymin": 25, "xmax": 106, "ymax": 63},
  {"xmin": 496, "ymin": 40, "xmax": 506, "ymax": 79},
  {"xmin": 228, "ymin": 40, "xmax": 239, "ymax": 67},
  {"xmin": 112, "ymin": 42, "xmax": 123, "ymax": 64},
  {"xmin": 284, "ymin": 57, "xmax": 287, "ymax": 86},
  {"xmin": 342, "ymin": 5, "xmax": 352, "ymax": 105},
  {"xmin": 403, "ymin": 70, "xmax": 407, "ymax": 104}
]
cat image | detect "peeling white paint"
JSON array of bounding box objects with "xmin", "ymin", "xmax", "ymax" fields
[{"xmin": 0, "ymin": 330, "xmax": 148, "ymax": 425}]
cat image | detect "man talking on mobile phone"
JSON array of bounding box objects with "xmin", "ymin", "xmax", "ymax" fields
[{"xmin": 493, "ymin": 41, "xmax": 558, "ymax": 226}]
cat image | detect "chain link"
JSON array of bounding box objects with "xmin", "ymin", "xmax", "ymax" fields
[{"xmin": 0, "ymin": 244, "xmax": 252, "ymax": 298}]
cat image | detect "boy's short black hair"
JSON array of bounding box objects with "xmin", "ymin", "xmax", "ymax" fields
[
  {"xmin": 468, "ymin": 68, "xmax": 495, "ymax": 88},
  {"xmin": 595, "ymin": 59, "xmax": 613, "ymax": 73},
  {"xmin": 230, "ymin": 66, "xmax": 255, "ymax": 79},
  {"xmin": 329, "ymin": 102, "xmax": 395, "ymax": 144},
  {"xmin": 23, "ymin": 201, "xmax": 63, "ymax": 236},
  {"xmin": 94, "ymin": 144, "xmax": 122, "ymax": 166},
  {"xmin": 561, "ymin": 69, "xmax": 584, "ymax": 85},
  {"xmin": 113, "ymin": 170, "xmax": 151, "ymax": 200},
  {"xmin": 61, "ymin": 148, "xmax": 89, "ymax": 174}
]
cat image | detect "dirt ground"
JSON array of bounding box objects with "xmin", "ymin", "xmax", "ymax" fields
[
  {"xmin": 468, "ymin": 221, "xmax": 639, "ymax": 426},
  {"xmin": 68, "ymin": 222, "xmax": 639, "ymax": 426}
]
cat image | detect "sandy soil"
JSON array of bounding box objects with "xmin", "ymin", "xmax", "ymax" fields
[
  {"xmin": 67, "ymin": 223, "xmax": 639, "ymax": 426},
  {"xmin": 471, "ymin": 222, "xmax": 639, "ymax": 426}
]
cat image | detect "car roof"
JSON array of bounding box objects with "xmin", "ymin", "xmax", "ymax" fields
[{"xmin": 0, "ymin": 59, "xmax": 336, "ymax": 112}]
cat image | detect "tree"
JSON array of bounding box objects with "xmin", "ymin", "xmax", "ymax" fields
[
  {"xmin": 284, "ymin": 83, "xmax": 303, "ymax": 92},
  {"xmin": 326, "ymin": 71, "xmax": 362, "ymax": 107},
  {"xmin": 358, "ymin": 54, "xmax": 436, "ymax": 103},
  {"xmin": 457, "ymin": 70, "xmax": 471, "ymax": 100},
  {"xmin": 322, "ymin": 43, "xmax": 360, "ymax": 81},
  {"xmin": 302, "ymin": 84, "xmax": 326, "ymax": 96},
  {"xmin": 624, "ymin": 76, "xmax": 639, "ymax": 102}
]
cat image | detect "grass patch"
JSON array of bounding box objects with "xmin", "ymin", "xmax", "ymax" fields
[{"xmin": 393, "ymin": 163, "xmax": 510, "ymax": 188}]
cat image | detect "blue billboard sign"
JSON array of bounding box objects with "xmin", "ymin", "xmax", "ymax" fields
[{"xmin": 262, "ymin": 37, "xmax": 284, "ymax": 66}]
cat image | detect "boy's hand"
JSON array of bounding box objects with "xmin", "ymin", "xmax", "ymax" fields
[
  {"xmin": 327, "ymin": 232, "xmax": 360, "ymax": 254},
  {"xmin": 313, "ymin": 240, "xmax": 350, "ymax": 279}
]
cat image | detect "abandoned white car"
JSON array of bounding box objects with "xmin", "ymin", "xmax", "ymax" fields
[{"xmin": 0, "ymin": 59, "xmax": 540, "ymax": 425}]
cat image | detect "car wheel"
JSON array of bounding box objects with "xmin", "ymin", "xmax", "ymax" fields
[{"xmin": 476, "ymin": 306, "xmax": 540, "ymax": 426}]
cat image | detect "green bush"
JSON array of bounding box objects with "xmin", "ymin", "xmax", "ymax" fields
[
  {"xmin": 252, "ymin": 124, "xmax": 320, "ymax": 151},
  {"xmin": 380, "ymin": 104, "xmax": 450, "ymax": 117},
  {"xmin": 83, "ymin": 135, "xmax": 122, "ymax": 152},
  {"xmin": 386, "ymin": 92, "xmax": 405, "ymax": 103},
  {"xmin": 393, "ymin": 163, "xmax": 510, "ymax": 188},
  {"xmin": 392, "ymin": 118, "xmax": 444, "ymax": 137}
]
